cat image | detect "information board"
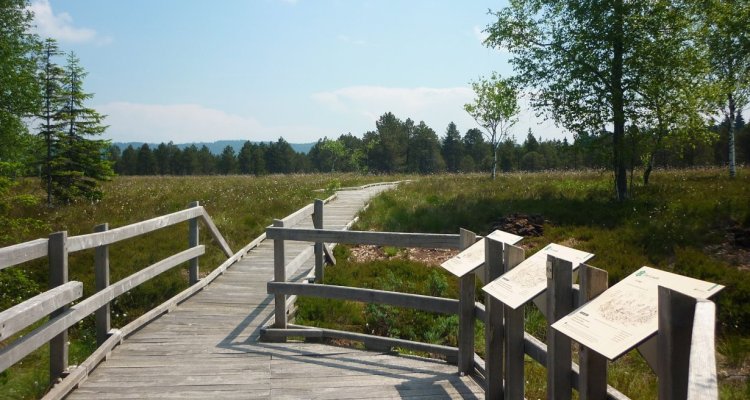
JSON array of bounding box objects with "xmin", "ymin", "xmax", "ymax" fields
[
  {"xmin": 482, "ymin": 243, "xmax": 593, "ymax": 309},
  {"xmin": 551, "ymin": 266, "xmax": 724, "ymax": 360},
  {"xmin": 440, "ymin": 230, "xmax": 523, "ymax": 277}
]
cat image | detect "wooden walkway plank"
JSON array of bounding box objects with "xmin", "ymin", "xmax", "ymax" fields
[{"xmin": 66, "ymin": 185, "xmax": 483, "ymax": 400}]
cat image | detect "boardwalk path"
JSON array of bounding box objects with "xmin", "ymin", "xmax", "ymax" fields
[{"xmin": 67, "ymin": 184, "xmax": 483, "ymax": 399}]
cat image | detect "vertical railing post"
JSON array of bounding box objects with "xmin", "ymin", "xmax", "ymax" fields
[
  {"xmin": 658, "ymin": 286, "xmax": 697, "ymax": 400},
  {"xmin": 188, "ymin": 201, "xmax": 200, "ymax": 285},
  {"xmin": 273, "ymin": 219, "xmax": 287, "ymax": 332},
  {"xmin": 94, "ymin": 223, "xmax": 111, "ymax": 346},
  {"xmin": 503, "ymin": 244, "xmax": 525, "ymax": 400},
  {"xmin": 313, "ymin": 199, "xmax": 324, "ymax": 284},
  {"xmin": 48, "ymin": 231, "xmax": 69, "ymax": 384},
  {"xmin": 579, "ymin": 264, "xmax": 608, "ymax": 400},
  {"xmin": 546, "ymin": 255, "xmax": 573, "ymax": 400},
  {"xmin": 485, "ymin": 236, "xmax": 505, "ymax": 399},
  {"xmin": 457, "ymin": 228, "xmax": 477, "ymax": 375}
]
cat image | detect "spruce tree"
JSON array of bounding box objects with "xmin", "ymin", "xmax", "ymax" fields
[
  {"xmin": 52, "ymin": 53, "xmax": 113, "ymax": 203},
  {"xmin": 37, "ymin": 38, "xmax": 66, "ymax": 205}
]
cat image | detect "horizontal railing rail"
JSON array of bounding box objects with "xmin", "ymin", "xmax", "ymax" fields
[
  {"xmin": 0, "ymin": 205, "xmax": 233, "ymax": 271},
  {"xmin": 266, "ymin": 227, "xmax": 462, "ymax": 249},
  {"xmin": 0, "ymin": 282, "xmax": 83, "ymax": 341}
]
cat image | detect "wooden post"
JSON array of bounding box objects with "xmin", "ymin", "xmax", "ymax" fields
[
  {"xmin": 48, "ymin": 231, "xmax": 68, "ymax": 384},
  {"xmin": 485, "ymin": 236, "xmax": 504, "ymax": 399},
  {"xmin": 273, "ymin": 219, "xmax": 287, "ymax": 331},
  {"xmin": 94, "ymin": 223, "xmax": 111, "ymax": 346},
  {"xmin": 503, "ymin": 244, "xmax": 525, "ymax": 400},
  {"xmin": 658, "ymin": 286, "xmax": 697, "ymax": 400},
  {"xmin": 313, "ymin": 199, "xmax": 324, "ymax": 284},
  {"xmin": 578, "ymin": 264, "xmax": 608, "ymax": 400},
  {"xmin": 546, "ymin": 255, "xmax": 573, "ymax": 400},
  {"xmin": 188, "ymin": 201, "xmax": 200, "ymax": 285},
  {"xmin": 458, "ymin": 228, "xmax": 477, "ymax": 375}
]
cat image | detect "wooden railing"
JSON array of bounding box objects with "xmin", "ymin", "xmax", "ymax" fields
[
  {"xmin": 263, "ymin": 211, "xmax": 720, "ymax": 399},
  {"xmin": 0, "ymin": 203, "xmax": 238, "ymax": 399}
]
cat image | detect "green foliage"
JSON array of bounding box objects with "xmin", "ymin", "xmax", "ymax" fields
[
  {"xmin": 296, "ymin": 252, "xmax": 460, "ymax": 348},
  {"xmin": 355, "ymin": 169, "xmax": 750, "ymax": 333},
  {"xmin": 464, "ymin": 73, "xmax": 519, "ymax": 178},
  {"xmin": 37, "ymin": 50, "xmax": 113, "ymax": 204}
]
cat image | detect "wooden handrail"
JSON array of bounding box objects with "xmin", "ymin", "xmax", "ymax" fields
[
  {"xmin": 687, "ymin": 300, "xmax": 718, "ymax": 399},
  {"xmin": 0, "ymin": 282, "xmax": 83, "ymax": 341},
  {"xmin": 267, "ymin": 281, "xmax": 459, "ymax": 315},
  {"xmin": 1, "ymin": 206, "xmax": 232, "ymax": 269},
  {"xmin": 266, "ymin": 227, "xmax": 462, "ymax": 249},
  {"xmin": 0, "ymin": 238, "xmax": 48, "ymax": 271}
]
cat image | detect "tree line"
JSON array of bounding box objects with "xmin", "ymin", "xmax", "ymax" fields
[{"xmin": 109, "ymin": 111, "xmax": 750, "ymax": 176}]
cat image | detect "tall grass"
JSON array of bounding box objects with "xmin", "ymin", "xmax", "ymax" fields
[{"xmin": 298, "ymin": 168, "xmax": 750, "ymax": 399}]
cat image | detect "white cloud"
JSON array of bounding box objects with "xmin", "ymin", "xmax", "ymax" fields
[
  {"xmin": 29, "ymin": 0, "xmax": 112, "ymax": 45},
  {"xmin": 312, "ymin": 85, "xmax": 568, "ymax": 141},
  {"xmin": 473, "ymin": 25, "xmax": 489, "ymax": 44},
  {"xmin": 337, "ymin": 34, "xmax": 366, "ymax": 46},
  {"xmin": 97, "ymin": 102, "xmax": 326, "ymax": 143}
]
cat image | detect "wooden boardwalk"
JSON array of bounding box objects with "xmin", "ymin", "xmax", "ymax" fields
[{"xmin": 66, "ymin": 185, "xmax": 483, "ymax": 400}]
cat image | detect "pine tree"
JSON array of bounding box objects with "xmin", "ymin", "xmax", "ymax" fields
[
  {"xmin": 51, "ymin": 53, "xmax": 113, "ymax": 203},
  {"xmin": 37, "ymin": 39, "xmax": 66, "ymax": 205}
]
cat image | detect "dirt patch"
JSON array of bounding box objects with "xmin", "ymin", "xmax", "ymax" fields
[
  {"xmin": 490, "ymin": 213, "xmax": 546, "ymax": 237},
  {"xmin": 705, "ymin": 222, "xmax": 750, "ymax": 271},
  {"xmin": 348, "ymin": 245, "xmax": 459, "ymax": 266}
]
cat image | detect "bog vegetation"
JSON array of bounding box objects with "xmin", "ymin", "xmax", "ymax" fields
[{"xmin": 297, "ymin": 169, "xmax": 750, "ymax": 399}]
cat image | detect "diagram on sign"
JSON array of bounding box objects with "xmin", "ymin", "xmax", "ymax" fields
[{"xmin": 551, "ymin": 266, "xmax": 724, "ymax": 360}]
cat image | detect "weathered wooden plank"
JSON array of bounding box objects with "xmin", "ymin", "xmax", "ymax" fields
[
  {"xmin": 658, "ymin": 286, "xmax": 697, "ymax": 400},
  {"xmin": 457, "ymin": 228, "xmax": 477, "ymax": 375},
  {"xmin": 0, "ymin": 281, "xmax": 82, "ymax": 342},
  {"xmin": 485, "ymin": 236, "xmax": 504, "ymax": 399},
  {"xmin": 281, "ymin": 203, "xmax": 314, "ymax": 227},
  {"xmin": 67, "ymin": 207, "xmax": 204, "ymax": 252},
  {"xmin": 0, "ymin": 246, "xmax": 204, "ymax": 372},
  {"xmin": 313, "ymin": 199, "xmax": 325, "ymax": 283},
  {"xmin": 44, "ymin": 329, "xmax": 123, "ymax": 400},
  {"xmin": 503, "ymin": 244, "xmax": 526, "ymax": 400},
  {"xmin": 578, "ymin": 264, "xmax": 609, "ymax": 400},
  {"xmin": 0, "ymin": 238, "xmax": 48, "ymax": 270},
  {"xmin": 547, "ymin": 255, "xmax": 574, "ymax": 400},
  {"xmin": 267, "ymin": 282, "xmax": 459, "ymax": 315},
  {"xmin": 687, "ymin": 300, "xmax": 718, "ymax": 400},
  {"xmin": 48, "ymin": 231, "xmax": 68, "ymax": 384},
  {"xmin": 273, "ymin": 219, "xmax": 287, "ymax": 331},
  {"xmin": 188, "ymin": 201, "xmax": 200, "ymax": 285},
  {"xmin": 197, "ymin": 207, "xmax": 233, "ymax": 257},
  {"xmin": 272, "ymin": 324, "xmax": 459, "ymax": 359},
  {"xmin": 94, "ymin": 223, "xmax": 111, "ymax": 347},
  {"xmin": 266, "ymin": 227, "xmax": 461, "ymax": 249}
]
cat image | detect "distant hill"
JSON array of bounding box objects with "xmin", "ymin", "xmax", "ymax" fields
[{"xmin": 112, "ymin": 140, "xmax": 316, "ymax": 155}]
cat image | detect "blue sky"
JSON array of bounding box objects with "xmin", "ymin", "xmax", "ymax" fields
[{"xmin": 30, "ymin": 0, "xmax": 566, "ymax": 144}]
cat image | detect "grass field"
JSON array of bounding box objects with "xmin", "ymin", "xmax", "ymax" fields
[
  {"xmin": 296, "ymin": 168, "xmax": 750, "ymax": 399},
  {"xmin": 2, "ymin": 169, "xmax": 749, "ymax": 398}
]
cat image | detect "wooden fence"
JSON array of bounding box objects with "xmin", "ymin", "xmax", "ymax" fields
[
  {"xmin": 0, "ymin": 203, "xmax": 241, "ymax": 399},
  {"xmin": 263, "ymin": 204, "xmax": 719, "ymax": 400}
]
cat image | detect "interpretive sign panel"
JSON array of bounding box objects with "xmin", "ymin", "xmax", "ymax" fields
[
  {"xmin": 440, "ymin": 230, "xmax": 523, "ymax": 277},
  {"xmin": 551, "ymin": 266, "xmax": 724, "ymax": 360},
  {"xmin": 482, "ymin": 243, "xmax": 593, "ymax": 309}
]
